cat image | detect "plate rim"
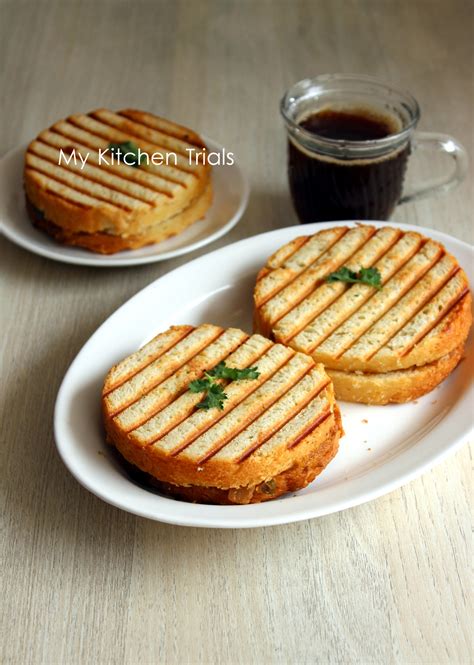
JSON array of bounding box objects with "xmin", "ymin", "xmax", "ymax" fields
[
  {"xmin": 54, "ymin": 220, "xmax": 474, "ymax": 528},
  {"xmin": 0, "ymin": 138, "xmax": 249, "ymax": 267}
]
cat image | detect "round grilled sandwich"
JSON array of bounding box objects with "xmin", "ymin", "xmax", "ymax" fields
[
  {"xmin": 24, "ymin": 109, "xmax": 212, "ymax": 254},
  {"xmin": 254, "ymin": 224, "xmax": 471, "ymax": 404},
  {"xmin": 102, "ymin": 324, "xmax": 343, "ymax": 504}
]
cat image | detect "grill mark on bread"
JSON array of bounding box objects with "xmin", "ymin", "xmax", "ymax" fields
[
  {"xmin": 132, "ymin": 335, "xmax": 275, "ymax": 446},
  {"xmin": 26, "ymin": 153, "xmax": 147, "ymax": 211},
  {"xmin": 47, "ymin": 127, "xmax": 186, "ymax": 189},
  {"xmin": 66, "ymin": 116, "xmax": 196, "ymax": 178},
  {"xmin": 119, "ymin": 110, "xmax": 206, "ymax": 148},
  {"xmin": 288, "ymin": 409, "xmax": 332, "ymax": 449},
  {"xmin": 374, "ymin": 269, "xmax": 469, "ymax": 358},
  {"xmin": 278, "ymin": 228, "xmax": 350, "ymax": 271},
  {"xmin": 105, "ymin": 326, "xmax": 224, "ymax": 416},
  {"xmin": 273, "ymin": 227, "xmax": 403, "ymax": 343},
  {"xmin": 179, "ymin": 356, "xmax": 316, "ymax": 464},
  {"xmin": 109, "ymin": 327, "xmax": 226, "ymax": 416},
  {"xmin": 159, "ymin": 348, "xmax": 296, "ymax": 456},
  {"xmin": 254, "ymin": 227, "xmax": 349, "ymax": 307},
  {"xmin": 154, "ymin": 345, "xmax": 297, "ymax": 456},
  {"xmin": 32, "ymin": 150, "xmax": 155, "ymax": 204},
  {"xmin": 287, "ymin": 233, "xmax": 425, "ymax": 350},
  {"xmin": 271, "ymin": 285, "xmax": 344, "ymax": 343},
  {"xmin": 25, "ymin": 168, "xmax": 121, "ymax": 210},
  {"xmin": 259, "ymin": 226, "xmax": 378, "ymax": 325},
  {"xmin": 265, "ymin": 231, "xmax": 425, "ymax": 350},
  {"xmin": 197, "ymin": 367, "xmax": 318, "ymax": 464},
  {"xmin": 290, "ymin": 232, "xmax": 429, "ymax": 354},
  {"xmin": 265, "ymin": 235, "xmax": 312, "ymax": 270},
  {"xmin": 49, "ymin": 116, "xmax": 193, "ymax": 188},
  {"xmin": 137, "ymin": 349, "xmax": 272, "ymax": 443},
  {"xmin": 244, "ymin": 389, "xmax": 334, "ymax": 460},
  {"xmin": 351, "ymin": 261, "xmax": 460, "ymax": 361},
  {"xmin": 92, "ymin": 109, "xmax": 204, "ymax": 160},
  {"xmin": 401, "ymin": 286, "xmax": 469, "ymax": 358},
  {"xmin": 325, "ymin": 242, "xmax": 444, "ymax": 360},
  {"xmin": 103, "ymin": 326, "xmax": 193, "ymax": 394},
  {"xmin": 78, "ymin": 112, "xmax": 199, "ymax": 176},
  {"xmin": 29, "ymin": 142, "xmax": 169, "ymax": 204},
  {"xmin": 27, "ymin": 186, "xmax": 90, "ymax": 211},
  {"xmin": 114, "ymin": 328, "xmax": 249, "ymax": 432},
  {"xmin": 230, "ymin": 377, "xmax": 331, "ymax": 462}
]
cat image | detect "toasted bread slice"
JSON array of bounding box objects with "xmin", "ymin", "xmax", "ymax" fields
[
  {"xmin": 24, "ymin": 109, "xmax": 212, "ymax": 252},
  {"xmin": 254, "ymin": 225, "xmax": 471, "ymax": 403},
  {"xmin": 328, "ymin": 343, "xmax": 464, "ymax": 405},
  {"xmin": 27, "ymin": 183, "xmax": 212, "ymax": 254},
  {"xmin": 102, "ymin": 324, "xmax": 343, "ymax": 504}
]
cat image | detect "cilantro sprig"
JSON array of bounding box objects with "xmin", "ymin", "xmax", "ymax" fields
[
  {"xmin": 108, "ymin": 141, "xmax": 146, "ymax": 168},
  {"xmin": 206, "ymin": 361, "xmax": 260, "ymax": 381},
  {"xmin": 326, "ymin": 266, "xmax": 382, "ymax": 289},
  {"xmin": 188, "ymin": 362, "xmax": 260, "ymax": 410},
  {"xmin": 189, "ymin": 380, "xmax": 228, "ymax": 410}
]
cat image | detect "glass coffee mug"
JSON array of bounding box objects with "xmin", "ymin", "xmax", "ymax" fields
[{"xmin": 281, "ymin": 74, "xmax": 468, "ymax": 223}]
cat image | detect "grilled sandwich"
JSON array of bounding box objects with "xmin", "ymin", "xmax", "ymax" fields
[
  {"xmin": 254, "ymin": 225, "xmax": 471, "ymax": 404},
  {"xmin": 102, "ymin": 324, "xmax": 343, "ymax": 504},
  {"xmin": 24, "ymin": 109, "xmax": 212, "ymax": 254}
]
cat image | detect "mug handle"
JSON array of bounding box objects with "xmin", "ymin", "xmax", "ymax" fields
[{"xmin": 399, "ymin": 132, "xmax": 468, "ymax": 205}]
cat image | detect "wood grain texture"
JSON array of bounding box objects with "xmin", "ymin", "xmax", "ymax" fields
[{"xmin": 0, "ymin": 1, "xmax": 472, "ymax": 663}]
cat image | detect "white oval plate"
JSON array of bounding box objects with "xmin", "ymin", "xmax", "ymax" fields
[
  {"xmin": 54, "ymin": 221, "xmax": 473, "ymax": 528},
  {"xmin": 0, "ymin": 138, "xmax": 249, "ymax": 267}
]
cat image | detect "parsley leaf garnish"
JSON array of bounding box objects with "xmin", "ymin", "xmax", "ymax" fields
[
  {"xmin": 188, "ymin": 378, "xmax": 213, "ymax": 393},
  {"xmin": 206, "ymin": 361, "xmax": 260, "ymax": 381},
  {"xmin": 326, "ymin": 266, "xmax": 382, "ymax": 289},
  {"xmin": 359, "ymin": 267, "xmax": 383, "ymax": 288},
  {"xmin": 326, "ymin": 266, "xmax": 358, "ymax": 283},
  {"xmin": 188, "ymin": 362, "xmax": 260, "ymax": 410},
  {"xmin": 196, "ymin": 383, "xmax": 228, "ymax": 411},
  {"xmin": 108, "ymin": 141, "xmax": 146, "ymax": 168}
]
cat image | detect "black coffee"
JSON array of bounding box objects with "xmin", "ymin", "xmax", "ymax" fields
[{"xmin": 288, "ymin": 108, "xmax": 410, "ymax": 223}]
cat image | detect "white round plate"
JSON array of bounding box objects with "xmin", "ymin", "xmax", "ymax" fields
[
  {"xmin": 0, "ymin": 138, "xmax": 249, "ymax": 267},
  {"xmin": 54, "ymin": 221, "xmax": 473, "ymax": 528}
]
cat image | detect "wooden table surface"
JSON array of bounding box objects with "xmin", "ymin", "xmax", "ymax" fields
[{"xmin": 1, "ymin": 1, "xmax": 472, "ymax": 663}]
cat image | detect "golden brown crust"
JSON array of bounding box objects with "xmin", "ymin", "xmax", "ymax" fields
[
  {"xmin": 327, "ymin": 343, "xmax": 465, "ymax": 405},
  {"xmin": 111, "ymin": 407, "xmax": 342, "ymax": 504},
  {"xmin": 105, "ymin": 403, "xmax": 341, "ymax": 491},
  {"xmin": 253, "ymin": 302, "xmax": 274, "ymax": 339},
  {"xmin": 24, "ymin": 169, "xmax": 119, "ymax": 234},
  {"xmin": 27, "ymin": 184, "xmax": 212, "ymax": 254}
]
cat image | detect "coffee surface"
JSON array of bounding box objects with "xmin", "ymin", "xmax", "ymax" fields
[{"xmin": 299, "ymin": 108, "xmax": 398, "ymax": 141}]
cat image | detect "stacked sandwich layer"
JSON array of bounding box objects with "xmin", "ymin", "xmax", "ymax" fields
[
  {"xmin": 254, "ymin": 225, "xmax": 471, "ymax": 404},
  {"xmin": 24, "ymin": 109, "xmax": 212, "ymax": 253},
  {"xmin": 102, "ymin": 324, "xmax": 343, "ymax": 504}
]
